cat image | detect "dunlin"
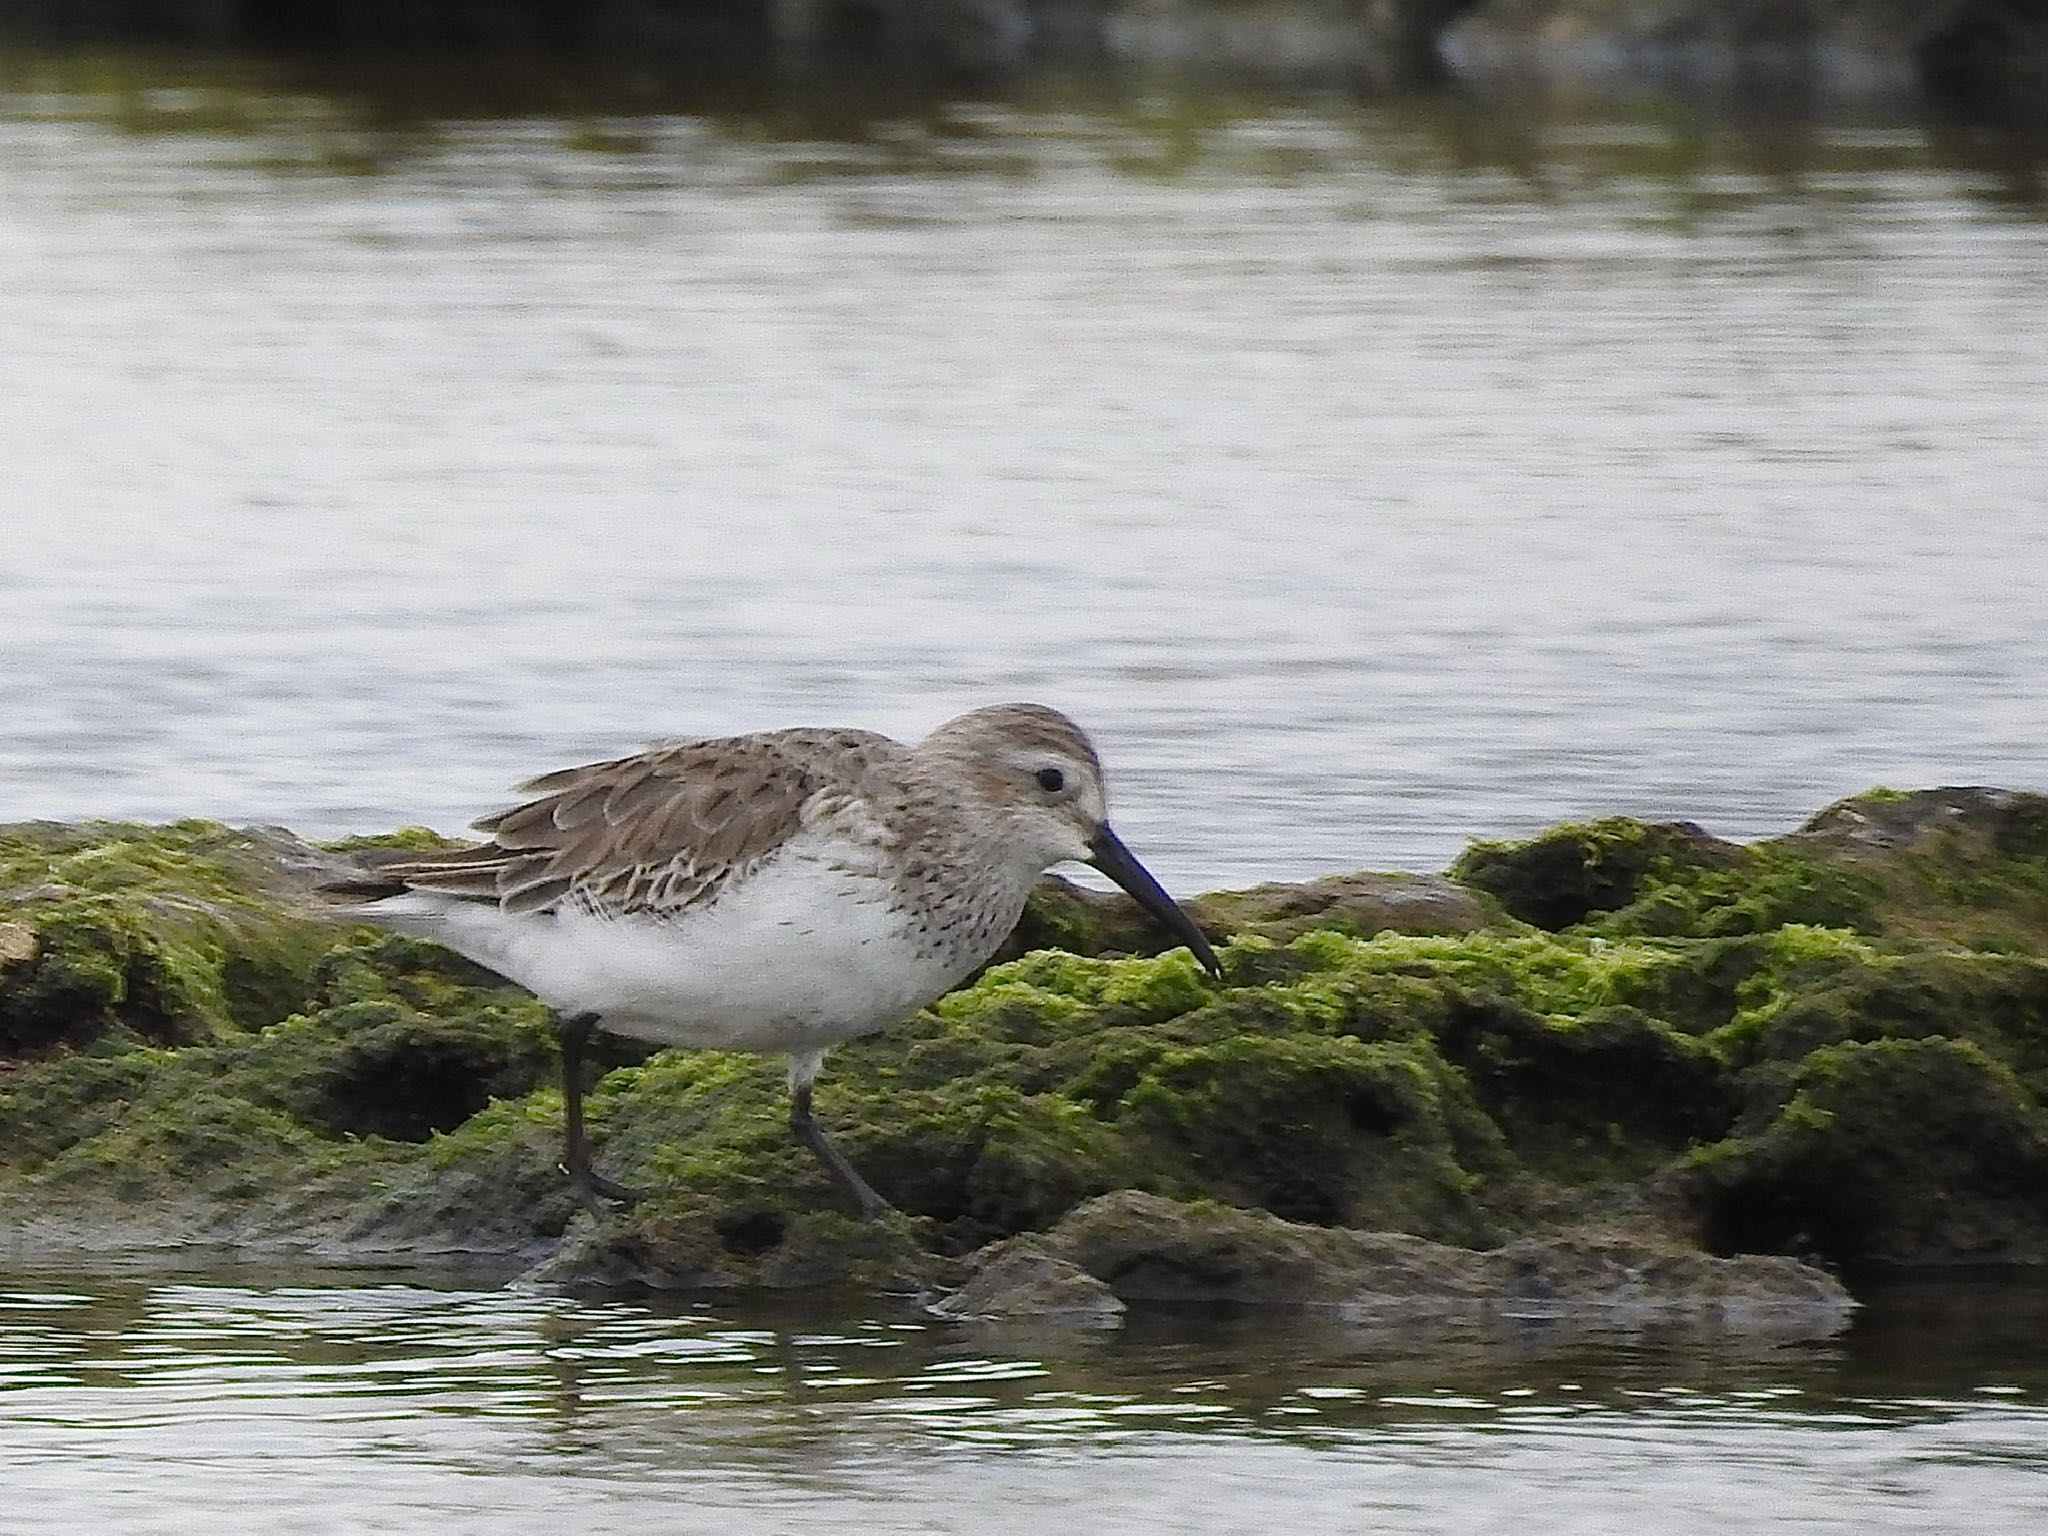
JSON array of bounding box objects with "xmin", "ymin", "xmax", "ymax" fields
[{"xmin": 324, "ymin": 703, "xmax": 1221, "ymax": 1218}]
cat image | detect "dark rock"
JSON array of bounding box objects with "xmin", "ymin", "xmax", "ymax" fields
[
  {"xmin": 1455, "ymin": 0, "xmax": 2048, "ymax": 107},
  {"xmin": 1014, "ymin": 1190, "xmax": 1852, "ymax": 1325},
  {"xmin": 930, "ymin": 1236, "xmax": 1126, "ymax": 1322},
  {"xmin": 1791, "ymin": 787, "xmax": 2048, "ymax": 856}
]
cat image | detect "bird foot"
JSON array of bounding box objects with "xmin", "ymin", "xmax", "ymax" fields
[
  {"xmin": 845, "ymin": 1182, "xmax": 895, "ymax": 1222},
  {"xmin": 562, "ymin": 1161, "xmax": 646, "ymax": 1218}
]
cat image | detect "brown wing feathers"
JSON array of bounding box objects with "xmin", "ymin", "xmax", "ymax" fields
[{"xmin": 329, "ymin": 738, "xmax": 820, "ymax": 918}]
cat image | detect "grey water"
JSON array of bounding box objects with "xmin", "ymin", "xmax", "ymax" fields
[
  {"xmin": 3, "ymin": 1263, "xmax": 2047, "ymax": 1534},
  {"xmin": 2, "ymin": 51, "xmax": 2046, "ymax": 887}
]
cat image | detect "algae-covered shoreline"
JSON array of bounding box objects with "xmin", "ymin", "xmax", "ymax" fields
[{"xmin": 4, "ymin": 788, "xmax": 2046, "ymax": 1321}]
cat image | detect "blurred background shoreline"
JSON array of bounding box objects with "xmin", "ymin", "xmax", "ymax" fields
[{"xmin": 1, "ymin": 0, "xmax": 2043, "ymax": 110}]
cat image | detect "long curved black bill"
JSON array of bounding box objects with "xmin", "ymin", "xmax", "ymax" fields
[{"xmin": 1087, "ymin": 824, "xmax": 1223, "ymax": 978}]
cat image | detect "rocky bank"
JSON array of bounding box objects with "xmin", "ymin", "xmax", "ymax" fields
[{"xmin": 6, "ymin": 786, "xmax": 2048, "ymax": 1324}]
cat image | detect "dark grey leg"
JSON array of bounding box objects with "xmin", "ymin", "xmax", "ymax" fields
[
  {"xmin": 788, "ymin": 1058, "xmax": 891, "ymax": 1220},
  {"xmin": 559, "ymin": 1010, "xmax": 642, "ymax": 1215}
]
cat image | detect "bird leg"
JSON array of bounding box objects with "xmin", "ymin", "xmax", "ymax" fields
[
  {"xmin": 558, "ymin": 1010, "xmax": 643, "ymax": 1216},
  {"xmin": 787, "ymin": 1054, "xmax": 892, "ymax": 1220}
]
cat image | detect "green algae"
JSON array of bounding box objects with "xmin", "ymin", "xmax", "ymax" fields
[
  {"xmin": 0, "ymin": 821, "xmax": 337, "ymax": 1052},
  {"xmin": 6, "ymin": 794, "xmax": 2048, "ymax": 1283},
  {"xmin": 1452, "ymin": 791, "xmax": 2048, "ymax": 951},
  {"xmin": 1814, "ymin": 789, "xmax": 2048, "ymax": 952},
  {"xmin": 1452, "ymin": 816, "xmax": 1881, "ymax": 939},
  {"xmin": 1587, "ymin": 848, "xmax": 1882, "ymax": 939},
  {"xmin": 1686, "ymin": 1036, "xmax": 2048, "ymax": 1264},
  {"xmin": 317, "ymin": 827, "xmax": 465, "ymax": 855},
  {"xmin": 1452, "ymin": 817, "xmax": 1736, "ymax": 930}
]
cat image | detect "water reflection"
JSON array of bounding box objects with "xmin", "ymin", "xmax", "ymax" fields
[
  {"xmin": 4, "ymin": 1267, "xmax": 2048, "ymax": 1531},
  {"xmin": 6, "ymin": 1266, "xmax": 2047, "ymax": 1435}
]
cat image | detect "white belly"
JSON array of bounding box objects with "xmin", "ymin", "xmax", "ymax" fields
[{"xmin": 360, "ymin": 854, "xmax": 982, "ymax": 1055}]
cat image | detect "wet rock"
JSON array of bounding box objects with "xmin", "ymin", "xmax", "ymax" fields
[
  {"xmin": 1793, "ymin": 787, "xmax": 2043, "ymax": 855},
  {"xmin": 1487, "ymin": 1229, "xmax": 1852, "ymax": 1316},
  {"xmin": 1194, "ymin": 870, "xmax": 1502, "ymax": 942},
  {"xmin": 1027, "ymin": 1190, "xmax": 1852, "ymax": 1324},
  {"xmin": 1046, "ymin": 1190, "xmax": 1498, "ymax": 1309},
  {"xmin": 930, "ymin": 1236, "xmax": 1126, "ymax": 1322}
]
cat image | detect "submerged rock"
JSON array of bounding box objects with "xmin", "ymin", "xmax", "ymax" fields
[
  {"xmin": 929, "ymin": 1236, "xmax": 1127, "ymax": 1323},
  {"xmin": 942, "ymin": 1191, "xmax": 1852, "ymax": 1327},
  {"xmin": 2, "ymin": 791, "xmax": 2047, "ymax": 1302}
]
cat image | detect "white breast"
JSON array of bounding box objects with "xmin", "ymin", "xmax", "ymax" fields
[{"xmin": 358, "ymin": 838, "xmax": 998, "ymax": 1055}]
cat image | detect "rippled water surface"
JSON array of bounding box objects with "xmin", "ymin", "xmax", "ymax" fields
[
  {"xmin": 6, "ymin": 55, "xmax": 2048, "ymax": 1529},
  {"xmin": 3, "ymin": 53, "xmax": 2046, "ymax": 884},
  {"xmin": 3, "ymin": 1265, "xmax": 2047, "ymax": 1534}
]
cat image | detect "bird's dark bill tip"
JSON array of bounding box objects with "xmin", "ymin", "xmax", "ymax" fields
[{"xmin": 1087, "ymin": 824, "xmax": 1224, "ymax": 978}]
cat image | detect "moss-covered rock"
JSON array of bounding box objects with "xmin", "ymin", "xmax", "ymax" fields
[
  {"xmin": 1438, "ymin": 999, "xmax": 1734, "ymax": 1181},
  {"xmin": 1452, "ymin": 819, "xmax": 1743, "ymax": 930},
  {"xmin": 1451, "ymin": 816, "xmax": 1889, "ymax": 940},
  {"xmin": 1451, "ymin": 789, "xmax": 2048, "ymax": 950},
  {"xmin": 1686, "ymin": 1037, "xmax": 2048, "ymax": 1264},
  {"xmin": 5, "ymin": 794, "xmax": 2048, "ymax": 1295},
  {"xmin": 1788, "ymin": 788, "xmax": 2048, "ymax": 952},
  {"xmin": 999, "ymin": 868, "xmax": 1503, "ymax": 967},
  {"xmin": 0, "ymin": 821, "xmax": 341, "ymax": 1054}
]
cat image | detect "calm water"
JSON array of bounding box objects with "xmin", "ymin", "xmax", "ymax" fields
[
  {"xmin": 7, "ymin": 57, "xmax": 2048, "ymax": 1529},
  {"xmin": 2, "ymin": 1264, "xmax": 2046, "ymax": 1533},
  {"xmin": 1, "ymin": 52, "xmax": 2045, "ymax": 884}
]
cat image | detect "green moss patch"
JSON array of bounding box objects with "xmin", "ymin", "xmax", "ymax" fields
[
  {"xmin": 1452, "ymin": 818, "xmax": 1741, "ymax": 930},
  {"xmin": 1687, "ymin": 1037, "xmax": 2048, "ymax": 1264},
  {"xmin": 1453, "ymin": 817, "xmax": 1881, "ymax": 938},
  {"xmin": 8, "ymin": 796, "xmax": 2048, "ymax": 1283},
  {"xmin": 0, "ymin": 820, "xmax": 338, "ymax": 1052}
]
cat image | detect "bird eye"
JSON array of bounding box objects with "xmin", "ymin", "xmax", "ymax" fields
[{"xmin": 1035, "ymin": 767, "xmax": 1066, "ymax": 794}]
